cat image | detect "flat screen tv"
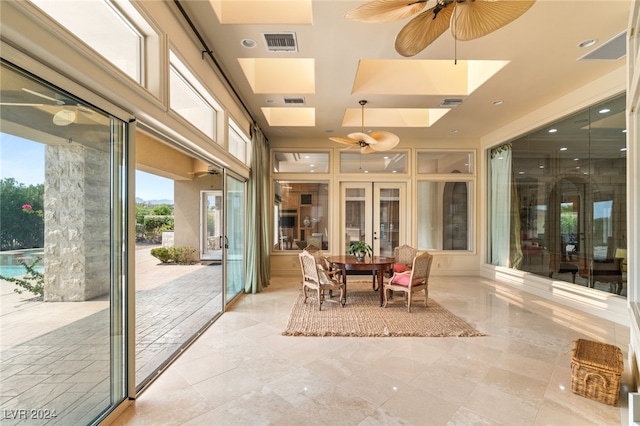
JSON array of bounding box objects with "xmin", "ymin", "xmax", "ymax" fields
[{"xmin": 279, "ymin": 216, "xmax": 295, "ymax": 228}]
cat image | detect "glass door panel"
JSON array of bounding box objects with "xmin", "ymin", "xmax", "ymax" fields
[
  {"xmin": 225, "ymin": 174, "xmax": 245, "ymax": 303},
  {"xmin": 202, "ymin": 191, "xmax": 223, "ymax": 261},
  {"xmin": 375, "ymin": 187, "xmax": 402, "ymax": 257},
  {"xmin": 0, "ymin": 61, "xmax": 126, "ymax": 423}
]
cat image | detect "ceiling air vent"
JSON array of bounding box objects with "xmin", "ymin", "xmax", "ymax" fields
[
  {"xmin": 439, "ymin": 98, "xmax": 463, "ymax": 108},
  {"xmin": 578, "ymin": 31, "xmax": 626, "ymax": 61},
  {"xmin": 283, "ymin": 97, "xmax": 305, "ymax": 105},
  {"xmin": 263, "ymin": 32, "xmax": 298, "ymax": 52}
]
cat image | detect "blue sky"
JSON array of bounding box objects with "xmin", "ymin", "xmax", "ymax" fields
[{"xmin": 1, "ymin": 132, "xmax": 173, "ymax": 201}]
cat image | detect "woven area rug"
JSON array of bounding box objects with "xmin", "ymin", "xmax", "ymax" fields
[{"xmin": 282, "ymin": 280, "xmax": 485, "ymax": 337}]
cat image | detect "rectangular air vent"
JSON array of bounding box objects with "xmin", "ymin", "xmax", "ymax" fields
[
  {"xmin": 263, "ymin": 32, "xmax": 298, "ymax": 52},
  {"xmin": 439, "ymin": 98, "xmax": 463, "ymax": 108},
  {"xmin": 578, "ymin": 31, "xmax": 626, "ymax": 61},
  {"xmin": 283, "ymin": 97, "xmax": 305, "ymax": 105}
]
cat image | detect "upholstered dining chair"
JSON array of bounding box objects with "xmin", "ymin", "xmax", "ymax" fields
[
  {"xmin": 383, "ymin": 251, "xmax": 433, "ymax": 312},
  {"xmin": 299, "ymin": 250, "xmax": 346, "ymax": 310},
  {"xmin": 392, "ymin": 244, "xmax": 419, "ymax": 273}
]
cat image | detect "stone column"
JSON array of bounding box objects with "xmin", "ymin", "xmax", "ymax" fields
[{"xmin": 43, "ymin": 144, "xmax": 110, "ymax": 301}]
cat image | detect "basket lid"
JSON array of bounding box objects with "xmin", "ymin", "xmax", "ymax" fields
[{"xmin": 572, "ymin": 339, "xmax": 623, "ymax": 373}]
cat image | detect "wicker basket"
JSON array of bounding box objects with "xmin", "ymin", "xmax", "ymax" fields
[{"xmin": 571, "ymin": 339, "xmax": 623, "ymax": 406}]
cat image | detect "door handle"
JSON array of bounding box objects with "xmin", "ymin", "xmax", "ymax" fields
[{"xmin": 224, "ymin": 236, "xmax": 229, "ymax": 249}]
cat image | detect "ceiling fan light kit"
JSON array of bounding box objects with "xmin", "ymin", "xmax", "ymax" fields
[
  {"xmin": 347, "ymin": 0, "xmax": 536, "ymax": 57},
  {"xmin": 329, "ymin": 100, "xmax": 400, "ymax": 153}
]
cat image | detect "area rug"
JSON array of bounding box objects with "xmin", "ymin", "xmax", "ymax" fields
[{"xmin": 282, "ymin": 280, "xmax": 485, "ymax": 337}]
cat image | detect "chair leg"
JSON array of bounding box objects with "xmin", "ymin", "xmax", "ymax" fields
[
  {"xmin": 383, "ymin": 286, "xmax": 389, "ymax": 308},
  {"xmin": 303, "ymin": 285, "xmax": 308, "ymax": 304},
  {"xmin": 407, "ymin": 291, "xmax": 412, "ymax": 313},
  {"xmin": 424, "ymin": 288, "xmax": 428, "ymax": 308},
  {"xmin": 317, "ymin": 287, "xmax": 322, "ymax": 310}
]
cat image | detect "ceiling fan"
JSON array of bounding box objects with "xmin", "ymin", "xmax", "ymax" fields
[
  {"xmin": 329, "ymin": 100, "xmax": 400, "ymax": 153},
  {"xmin": 346, "ymin": 0, "xmax": 536, "ymax": 57},
  {"xmin": 0, "ymin": 87, "xmax": 94, "ymax": 126}
]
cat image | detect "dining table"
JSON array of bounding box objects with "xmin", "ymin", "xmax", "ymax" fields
[{"xmin": 326, "ymin": 255, "xmax": 395, "ymax": 306}]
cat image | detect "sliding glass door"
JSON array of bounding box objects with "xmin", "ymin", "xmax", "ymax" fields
[
  {"xmin": 0, "ymin": 60, "xmax": 126, "ymax": 423},
  {"xmin": 225, "ymin": 173, "xmax": 245, "ymax": 303}
]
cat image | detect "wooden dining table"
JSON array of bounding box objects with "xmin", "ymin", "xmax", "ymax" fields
[{"xmin": 326, "ymin": 255, "xmax": 395, "ymax": 306}]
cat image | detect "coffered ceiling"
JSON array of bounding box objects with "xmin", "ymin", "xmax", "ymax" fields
[{"xmin": 177, "ymin": 0, "xmax": 629, "ymax": 145}]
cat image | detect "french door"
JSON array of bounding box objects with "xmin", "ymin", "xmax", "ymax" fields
[{"xmin": 341, "ymin": 182, "xmax": 406, "ymax": 256}]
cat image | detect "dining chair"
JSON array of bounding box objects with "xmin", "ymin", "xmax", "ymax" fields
[
  {"xmin": 383, "ymin": 251, "xmax": 433, "ymax": 312},
  {"xmin": 299, "ymin": 250, "xmax": 345, "ymax": 310},
  {"xmin": 392, "ymin": 244, "xmax": 418, "ymax": 273}
]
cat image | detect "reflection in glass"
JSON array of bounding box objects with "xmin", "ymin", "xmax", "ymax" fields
[
  {"xmin": 274, "ymin": 181, "xmax": 329, "ymax": 251},
  {"xmin": 417, "ymin": 151, "xmax": 474, "ymax": 174},
  {"xmin": 491, "ymin": 94, "xmax": 627, "ymax": 296},
  {"xmin": 417, "ymin": 181, "xmax": 471, "ymax": 251},
  {"xmin": 340, "ymin": 152, "xmax": 407, "ymax": 174},
  {"xmin": 273, "ymin": 152, "xmax": 329, "ymax": 173}
]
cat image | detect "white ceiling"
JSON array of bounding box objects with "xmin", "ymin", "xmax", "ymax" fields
[{"xmin": 178, "ymin": 0, "xmax": 629, "ymax": 144}]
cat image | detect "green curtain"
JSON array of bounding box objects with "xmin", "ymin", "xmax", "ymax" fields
[
  {"xmin": 489, "ymin": 144, "xmax": 512, "ymax": 266},
  {"xmin": 245, "ymin": 125, "xmax": 270, "ymax": 293}
]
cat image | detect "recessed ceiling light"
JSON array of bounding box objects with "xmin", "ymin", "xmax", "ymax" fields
[
  {"xmin": 560, "ymin": 147, "xmax": 568, "ymax": 151},
  {"xmin": 492, "ymin": 100, "xmax": 503, "ymax": 105},
  {"xmin": 599, "ymin": 108, "xmax": 611, "ymax": 114},
  {"xmin": 518, "ymin": 171, "xmax": 525, "ymax": 175},
  {"xmin": 266, "ymin": 99, "xmax": 275, "ymax": 104},
  {"xmin": 574, "ymin": 158, "xmax": 579, "ymax": 161},
  {"xmin": 539, "ymin": 165, "xmax": 544, "ymax": 169},
  {"xmin": 622, "ymin": 129, "xmax": 627, "ymax": 133},
  {"xmin": 451, "ymin": 129, "xmax": 459, "ymax": 134},
  {"xmin": 548, "ymin": 128, "xmax": 558, "ymax": 133},
  {"xmin": 621, "ymin": 147, "xmax": 627, "ymax": 152},
  {"xmin": 241, "ymin": 39, "xmax": 257, "ymax": 48},
  {"xmin": 579, "ymin": 39, "xmax": 596, "ymax": 48}
]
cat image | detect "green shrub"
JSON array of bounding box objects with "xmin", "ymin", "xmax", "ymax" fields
[
  {"xmin": 150, "ymin": 246, "xmax": 196, "ymax": 264},
  {"xmin": 150, "ymin": 247, "xmax": 171, "ymax": 263}
]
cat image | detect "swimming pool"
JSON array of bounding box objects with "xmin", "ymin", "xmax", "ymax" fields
[
  {"xmin": 0, "ymin": 264, "xmax": 44, "ymax": 278},
  {"xmin": 0, "ymin": 249, "xmax": 44, "ymax": 278}
]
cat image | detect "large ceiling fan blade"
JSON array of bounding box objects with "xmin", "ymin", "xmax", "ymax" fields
[
  {"xmin": 329, "ymin": 136, "xmax": 359, "ymax": 146},
  {"xmin": 395, "ymin": 5, "xmax": 453, "ymax": 57},
  {"xmin": 369, "ymin": 131, "xmax": 400, "ymax": 151},
  {"xmin": 451, "ymin": 0, "xmax": 536, "ymax": 41},
  {"xmin": 345, "ymin": 0, "xmax": 427, "ymax": 23},
  {"xmin": 360, "ymin": 145, "xmax": 376, "ymax": 154}
]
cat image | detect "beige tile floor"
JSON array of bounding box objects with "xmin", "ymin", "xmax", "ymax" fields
[{"xmin": 111, "ymin": 274, "xmax": 630, "ymax": 426}]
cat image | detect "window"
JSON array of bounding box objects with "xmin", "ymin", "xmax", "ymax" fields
[
  {"xmin": 488, "ymin": 94, "xmax": 627, "ymax": 296},
  {"xmin": 273, "ymin": 151, "xmax": 329, "ymax": 173},
  {"xmin": 417, "ymin": 181, "xmax": 473, "ymax": 251},
  {"xmin": 31, "ymin": 0, "xmax": 144, "ymax": 82},
  {"xmin": 274, "ymin": 181, "xmax": 329, "ymax": 251},
  {"xmin": 416, "ymin": 150, "xmax": 475, "ymax": 251},
  {"xmin": 169, "ymin": 51, "xmax": 219, "ymax": 140},
  {"xmin": 340, "ymin": 152, "xmax": 407, "ymax": 174},
  {"xmin": 417, "ymin": 151, "xmax": 474, "ymax": 174},
  {"xmin": 229, "ymin": 120, "xmax": 250, "ymax": 164}
]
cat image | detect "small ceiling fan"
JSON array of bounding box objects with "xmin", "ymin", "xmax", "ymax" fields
[
  {"xmin": 0, "ymin": 87, "xmax": 94, "ymax": 126},
  {"xmin": 329, "ymin": 100, "xmax": 400, "ymax": 153},
  {"xmin": 346, "ymin": 0, "xmax": 536, "ymax": 57}
]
